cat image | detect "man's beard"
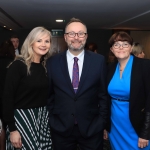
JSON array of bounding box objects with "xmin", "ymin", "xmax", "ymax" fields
[{"xmin": 67, "ymin": 41, "xmax": 86, "ymax": 52}]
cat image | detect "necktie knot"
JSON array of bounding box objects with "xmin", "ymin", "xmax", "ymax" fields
[{"xmin": 74, "ymin": 57, "xmax": 78, "ymax": 62}]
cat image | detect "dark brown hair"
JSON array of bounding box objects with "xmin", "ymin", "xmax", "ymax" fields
[
  {"xmin": 65, "ymin": 17, "xmax": 87, "ymax": 32},
  {"xmin": 108, "ymin": 31, "xmax": 133, "ymax": 47},
  {"xmin": 86, "ymin": 42, "xmax": 98, "ymax": 52},
  {"xmin": 10, "ymin": 34, "xmax": 19, "ymax": 40}
]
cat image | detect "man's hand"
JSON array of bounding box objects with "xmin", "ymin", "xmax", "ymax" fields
[{"xmin": 103, "ymin": 129, "xmax": 108, "ymax": 140}]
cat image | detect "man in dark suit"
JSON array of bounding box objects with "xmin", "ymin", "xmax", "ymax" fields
[
  {"xmin": 47, "ymin": 18, "xmax": 108, "ymax": 150},
  {"xmin": 10, "ymin": 35, "xmax": 20, "ymax": 55}
]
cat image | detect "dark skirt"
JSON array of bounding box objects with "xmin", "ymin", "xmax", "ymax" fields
[{"xmin": 6, "ymin": 106, "xmax": 52, "ymax": 150}]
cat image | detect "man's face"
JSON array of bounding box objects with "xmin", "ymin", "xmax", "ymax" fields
[
  {"xmin": 11, "ymin": 38, "xmax": 19, "ymax": 49},
  {"xmin": 64, "ymin": 22, "xmax": 88, "ymax": 52}
]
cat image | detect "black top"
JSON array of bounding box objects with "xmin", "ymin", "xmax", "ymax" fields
[
  {"xmin": 2, "ymin": 60, "xmax": 49, "ymax": 132},
  {"xmin": 0, "ymin": 56, "xmax": 14, "ymax": 119}
]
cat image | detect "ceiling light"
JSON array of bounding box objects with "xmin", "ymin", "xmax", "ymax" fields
[
  {"xmin": 3, "ymin": 26, "xmax": 6, "ymax": 27},
  {"xmin": 9, "ymin": 29, "xmax": 12, "ymax": 30},
  {"xmin": 56, "ymin": 19, "xmax": 63, "ymax": 22}
]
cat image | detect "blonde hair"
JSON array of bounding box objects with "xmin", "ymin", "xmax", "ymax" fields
[
  {"xmin": 16, "ymin": 26, "xmax": 52, "ymax": 74},
  {"xmin": 132, "ymin": 42, "xmax": 143, "ymax": 56}
]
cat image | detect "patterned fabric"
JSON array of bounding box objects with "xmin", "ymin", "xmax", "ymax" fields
[
  {"xmin": 6, "ymin": 106, "xmax": 52, "ymax": 150},
  {"xmin": 72, "ymin": 57, "xmax": 79, "ymax": 93}
]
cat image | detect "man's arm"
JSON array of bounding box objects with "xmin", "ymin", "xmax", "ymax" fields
[{"xmin": 98, "ymin": 57, "xmax": 108, "ymax": 122}]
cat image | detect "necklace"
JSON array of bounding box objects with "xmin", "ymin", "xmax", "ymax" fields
[
  {"xmin": 119, "ymin": 67, "xmax": 124, "ymax": 71},
  {"xmin": 119, "ymin": 65, "xmax": 124, "ymax": 72}
]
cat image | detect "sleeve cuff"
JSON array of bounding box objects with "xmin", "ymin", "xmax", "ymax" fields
[{"xmin": 8, "ymin": 122, "xmax": 17, "ymax": 132}]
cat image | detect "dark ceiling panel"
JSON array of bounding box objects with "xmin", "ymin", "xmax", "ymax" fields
[{"xmin": 0, "ymin": 0, "xmax": 150, "ymax": 30}]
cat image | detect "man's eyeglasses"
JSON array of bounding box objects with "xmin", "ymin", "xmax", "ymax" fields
[
  {"xmin": 65, "ymin": 32, "xmax": 87, "ymax": 38},
  {"xmin": 113, "ymin": 43, "xmax": 130, "ymax": 49}
]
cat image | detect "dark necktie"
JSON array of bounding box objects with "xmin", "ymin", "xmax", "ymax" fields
[{"xmin": 72, "ymin": 57, "xmax": 79, "ymax": 93}]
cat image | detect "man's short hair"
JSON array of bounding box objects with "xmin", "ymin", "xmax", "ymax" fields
[
  {"xmin": 65, "ymin": 17, "xmax": 87, "ymax": 32},
  {"xmin": 10, "ymin": 35, "xmax": 19, "ymax": 39}
]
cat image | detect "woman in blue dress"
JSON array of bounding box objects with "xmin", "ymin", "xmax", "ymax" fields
[{"xmin": 104, "ymin": 31, "xmax": 150, "ymax": 150}]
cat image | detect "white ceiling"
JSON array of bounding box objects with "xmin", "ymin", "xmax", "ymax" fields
[{"xmin": 0, "ymin": 0, "xmax": 150, "ymax": 31}]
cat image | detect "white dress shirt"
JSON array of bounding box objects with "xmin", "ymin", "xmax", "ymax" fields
[
  {"xmin": 67, "ymin": 50, "xmax": 84, "ymax": 82},
  {"xmin": 15, "ymin": 49, "xmax": 19, "ymax": 55}
]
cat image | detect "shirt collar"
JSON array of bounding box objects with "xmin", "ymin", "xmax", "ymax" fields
[{"xmin": 67, "ymin": 50, "xmax": 84, "ymax": 62}]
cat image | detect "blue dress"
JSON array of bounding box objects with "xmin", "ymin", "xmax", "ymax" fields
[{"xmin": 108, "ymin": 55, "xmax": 150, "ymax": 150}]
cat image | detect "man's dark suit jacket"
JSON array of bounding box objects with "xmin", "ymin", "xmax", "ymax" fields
[
  {"xmin": 107, "ymin": 56, "xmax": 150, "ymax": 139},
  {"xmin": 47, "ymin": 50, "xmax": 108, "ymax": 138}
]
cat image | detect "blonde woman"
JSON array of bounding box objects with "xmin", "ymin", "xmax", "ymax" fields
[
  {"xmin": 132, "ymin": 42, "xmax": 145, "ymax": 58},
  {"xmin": 2, "ymin": 27, "xmax": 52, "ymax": 149}
]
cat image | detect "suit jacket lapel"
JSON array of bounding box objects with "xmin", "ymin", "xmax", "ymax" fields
[
  {"xmin": 59, "ymin": 50, "xmax": 92, "ymax": 96},
  {"xmin": 107, "ymin": 62, "xmax": 118, "ymax": 85},
  {"xmin": 76, "ymin": 51, "xmax": 91, "ymax": 95},
  {"xmin": 130, "ymin": 57, "xmax": 140, "ymax": 103},
  {"xmin": 60, "ymin": 51, "xmax": 75, "ymax": 95}
]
